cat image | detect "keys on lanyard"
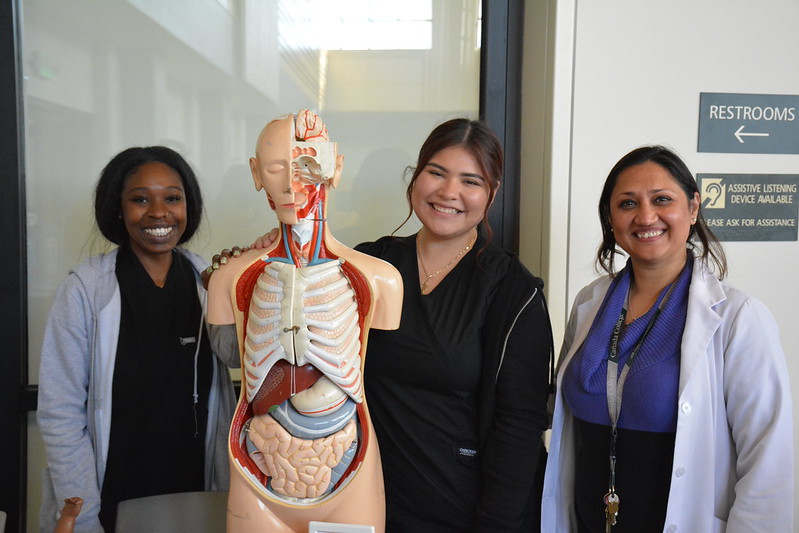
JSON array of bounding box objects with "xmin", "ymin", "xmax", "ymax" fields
[{"xmin": 604, "ymin": 490, "xmax": 620, "ymax": 532}]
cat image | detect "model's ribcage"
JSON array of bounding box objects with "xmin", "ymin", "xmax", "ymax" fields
[{"xmin": 244, "ymin": 259, "xmax": 363, "ymax": 404}]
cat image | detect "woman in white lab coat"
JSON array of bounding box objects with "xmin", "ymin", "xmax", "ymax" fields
[{"xmin": 542, "ymin": 145, "xmax": 793, "ymax": 533}]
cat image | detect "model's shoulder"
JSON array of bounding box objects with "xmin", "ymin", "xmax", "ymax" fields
[
  {"xmin": 333, "ymin": 244, "xmax": 403, "ymax": 283},
  {"xmin": 209, "ymin": 246, "xmax": 274, "ymax": 289}
]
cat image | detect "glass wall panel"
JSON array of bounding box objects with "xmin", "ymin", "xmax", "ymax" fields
[
  {"xmin": 23, "ymin": 0, "xmax": 480, "ymax": 383},
  {"xmin": 22, "ymin": 0, "xmax": 479, "ymax": 529}
]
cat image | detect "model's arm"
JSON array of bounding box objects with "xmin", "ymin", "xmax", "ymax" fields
[
  {"xmin": 474, "ymin": 285, "xmax": 553, "ymax": 531},
  {"xmin": 357, "ymin": 258, "xmax": 403, "ymax": 330},
  {"xmin": 37, "ymin": 275, "xmax": 105, "ymax": 533},
  {"xmin": 723, "ymin": 297, "xmax": 793, "ymax": 531}
]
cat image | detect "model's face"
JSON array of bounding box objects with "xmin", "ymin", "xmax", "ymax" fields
[
  {"xmin": 250, "ymin": 117, "xmax": 302, "ymax": 224},
  {"xmin": 121, "ymin": 161, "xmax": 187, "ymax": 261},
  {"xmin": 411, "ymin": 145, "xmax": 491, "ymax": 241},
  {"xmin": 250, "ymin": 116, "xmax": 338, "ymax": 225},
  {"xmin": 609, "ymin": 161, "xmax": 699, "ymax": 271}
]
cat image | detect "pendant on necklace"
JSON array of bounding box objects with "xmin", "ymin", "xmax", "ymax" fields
[{"xmin": 417, "ymin": 236, "xmax": 475, "ymax": 294}]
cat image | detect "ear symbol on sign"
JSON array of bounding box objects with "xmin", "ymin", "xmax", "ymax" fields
[{"xmin": 704, "ymin": 183, "xmax": 723, "ymax": 208}]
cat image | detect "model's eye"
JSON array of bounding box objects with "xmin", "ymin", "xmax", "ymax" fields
[
  {"xmin": 618, "ymin": 199, "xmax": 636, "ymax": 209},
  {"xmin": 130, "ymin": 196, "xmax": 148, "ymax": 204},
  {"xmin": 654, "ymin": 195, "xmax": 672, "ymax": 205},
  {"xmin": 267, "ymin": 164, "xmax": 286, "ymax": 174},
  {"xmin": 165, "ymin": 194, "xmax": 184, "ymax": 203}
]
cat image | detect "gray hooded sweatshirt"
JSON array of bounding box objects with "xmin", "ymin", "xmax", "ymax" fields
[{"xmin": 37, "ymin": 248, "xmax": 237, "ymax": 533}]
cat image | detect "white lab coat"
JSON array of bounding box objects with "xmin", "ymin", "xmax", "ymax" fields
[{"xmin": 542, "ymin": 258, "xmax": 793, "ymax": 533}]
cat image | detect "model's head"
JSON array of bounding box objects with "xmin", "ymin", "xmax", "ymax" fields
[
  {"xmin": 597, "ymin": 145, "xmax": 726, "ymax": 277},
  {"xmin": 250, "ymin": 110, "xmax": 343, "ymax": 225},
  {"xmin": 402, "ymin": 118, "xmax": 502, "ymax": 242},
  {"xmin": 95, "ymin": 146, "xmax": 203, "ymax": 247}
]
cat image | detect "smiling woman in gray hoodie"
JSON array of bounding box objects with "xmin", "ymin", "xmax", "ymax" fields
[{"xmin": 37, "ymin": 146, "xmax": 237, "ymax": 533}]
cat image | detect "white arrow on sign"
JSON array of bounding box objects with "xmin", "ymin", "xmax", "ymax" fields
[{"xmin": 734, "ymin": 125, "xmax": 769, "ymax": 143}]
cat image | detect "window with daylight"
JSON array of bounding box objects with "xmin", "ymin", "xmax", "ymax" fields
[{"xmin": 306, "ymin": 0, "xmax": 433, "ymax": 50}]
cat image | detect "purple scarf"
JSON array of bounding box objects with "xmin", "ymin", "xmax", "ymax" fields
[{"xmin": 562, "ymin": 257, "xmax": 693, "ymax": 432}]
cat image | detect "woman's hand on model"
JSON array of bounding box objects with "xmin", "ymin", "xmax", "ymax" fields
[
  {"xmin": 252, "ymin": 227, "xmax": 279, "ymax": 250},
  {"xmin": 201, "ymin": 245, "xmax": 250, "ymax": 289},
  {"xmin": 201, "ymin": 228, "xmax": 279, "ymax": 289}
]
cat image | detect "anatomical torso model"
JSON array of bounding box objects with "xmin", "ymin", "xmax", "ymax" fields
[{"xmin": 207, "ymin": 110, "xmax": 402, "ymax": 532}]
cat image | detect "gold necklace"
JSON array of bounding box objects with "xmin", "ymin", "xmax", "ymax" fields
[{"xmin": 417, "ymin": 235, "xmax": 476, "ymax": 294}]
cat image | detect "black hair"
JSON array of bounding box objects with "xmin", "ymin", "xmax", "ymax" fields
[{"xmin": 94, "ymin": 146, "xmax": 203, "ymax": 245}]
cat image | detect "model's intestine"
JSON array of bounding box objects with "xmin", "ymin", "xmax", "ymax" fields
[{"xmin": 247, "ymin": 415, "xmax": 357, "ymax": 499}]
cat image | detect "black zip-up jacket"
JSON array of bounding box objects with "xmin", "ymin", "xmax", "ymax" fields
[{"xmin": 358, "ymin": 234, "xmax": 553, "ymax": 533}]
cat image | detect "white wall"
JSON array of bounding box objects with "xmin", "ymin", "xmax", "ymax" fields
[{"xmin": 522, "ymin": 0, "xmax": 799, "ymax": 527}]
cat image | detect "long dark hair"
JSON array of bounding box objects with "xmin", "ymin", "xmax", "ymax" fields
[
  {"xmin": 596, "ymin": 145, "xmax": 727, "ymax": 278},
  {"xmin": 94, "ymin": 146, "xmax": 203, "ymax": 246},
  {"xmin": 396, "ymin": 118, "xmax": 503, "ymax": 244}
]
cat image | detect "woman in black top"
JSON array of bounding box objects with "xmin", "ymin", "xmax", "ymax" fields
[{"xmin": 357, "ymin": 119, "xmax": 553, "ymax": 532}]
